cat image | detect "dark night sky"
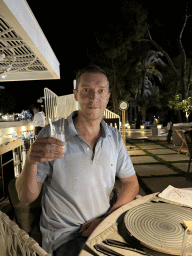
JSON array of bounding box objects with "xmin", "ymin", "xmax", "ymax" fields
[{"xmin": 2, "ymin": 0, "xmax": 192, "ymax": 112}]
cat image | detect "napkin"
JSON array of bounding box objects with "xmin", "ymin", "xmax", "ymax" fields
[{"xmin": 158, "ymin": 185, "xmax": 192, "ymax": 207}]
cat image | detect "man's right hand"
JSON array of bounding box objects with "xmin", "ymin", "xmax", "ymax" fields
[{"xmin": 29, "ymin": 137, "xmax": 66, "ymax": 164}]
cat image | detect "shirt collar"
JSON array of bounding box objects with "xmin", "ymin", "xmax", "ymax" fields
[{"xmin": 66, "ymin": 111, "xmax": 112, "ymax": 140}]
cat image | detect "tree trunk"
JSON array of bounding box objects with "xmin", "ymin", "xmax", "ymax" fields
[
  {"xmin": 141, "ymin": 108, "xmax": 146, "ymax": 124},
  {"xmin": 141, "ymin": 12, "xmax": 191, "ymax": 101},
  {"xmin": 178, "ymin": 109, "xmax": 182, "ymax": 123},
  {"xmin": 187, "ymin": 58, "xmax": 192, "ymax": 92},
  {"xmin": 141, "ymin": 70, "xmax": 147, "ymax": 97},
  {"xmin": 129, "ymin": 103, "xmax": 132, "ymax": 122}
]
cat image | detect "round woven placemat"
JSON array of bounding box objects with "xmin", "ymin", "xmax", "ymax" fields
[{"xmin": 124, "ymin": 203, "xmax": 192, "ymax": 255}]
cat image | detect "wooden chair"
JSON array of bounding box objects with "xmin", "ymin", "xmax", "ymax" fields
[
  {"xmin": 175, "ymin": 129, "xmax": 189, "ymax": 155},
  {"xmin": 8, "ymin": 179, "xmax": 42, "ymax": 246}
]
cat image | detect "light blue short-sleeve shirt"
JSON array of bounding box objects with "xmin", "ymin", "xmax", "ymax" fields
[{"xmin": 37, "ymin": 111, "xmax": 135, "ymax": 251}]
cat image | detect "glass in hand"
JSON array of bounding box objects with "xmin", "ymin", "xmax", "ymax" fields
[{"xmin": 49, "ymin": 117, "xmax": 66, "ymax": 151}]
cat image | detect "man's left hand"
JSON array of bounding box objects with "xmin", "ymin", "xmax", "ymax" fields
[{"xmin": 79, "ymin": 217, "xmax": 104, "ymax": 237}]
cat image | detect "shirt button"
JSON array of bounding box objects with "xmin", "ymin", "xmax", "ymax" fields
[{"xmin": 87, "ymin": 148, "xmax": 90, "ymax": 151}]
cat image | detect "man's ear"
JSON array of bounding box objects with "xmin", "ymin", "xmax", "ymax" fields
[{"xmin": 73, "ymin": 89, "xmax": 78, "ymax": 102}]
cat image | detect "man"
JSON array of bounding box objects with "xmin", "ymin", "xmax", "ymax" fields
[
  {"xmin": 31, "ymin": 103, "xmax": 45, "ymax": 136},
  {"xmin": 16, "ymin": 65, "xmax": 139, "ymax": 256}
]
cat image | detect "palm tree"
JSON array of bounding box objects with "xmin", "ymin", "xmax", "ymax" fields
[
  {"xmin": 135, "ymin": 84, "xmax": 161, "ymax": 123},
  {"xmin": 134, "ymin": 50, "xmax": 166, "ymax": 123},
  {"xmin": 136, "ymin": 50, "xmax": 166, "ymax": 98}
]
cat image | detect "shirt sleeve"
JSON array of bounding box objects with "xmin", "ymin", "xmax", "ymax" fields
[
  {"xmin": 36, "ymin": 124, "xmax": 53, "ymax": 183},
  {"xmin": 32, "ymin": 112, "xmax": 45, "ymax": 127},
  {"xmin": 116, "ymin": 130, "xmax": 135, "ymax": 179}
]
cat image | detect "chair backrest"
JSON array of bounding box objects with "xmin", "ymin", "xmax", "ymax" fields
[
  {"xmin": 8, "ymin": 178, "xmax": 42, "ymax": 246},
  {"xmin": 0, "ymin": 210, "xmax": 51, "ymax": 256}
]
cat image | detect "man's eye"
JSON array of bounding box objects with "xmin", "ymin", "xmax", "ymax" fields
[
  {"xmin": 99, "ymin": 89, "xmax": 104, "ymax": 93},
  {"xmin": 83, "ymin": 89, "xmax": 88, "ymax": 92}
]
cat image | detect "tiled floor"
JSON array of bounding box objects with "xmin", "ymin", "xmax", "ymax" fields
[
  {"xmin": 157, "ymin": 154, "xmax": 189, "ymax": 162},
  {"xmin": 125, "ymin": 139, "xmax": 192, "ymax": 196},
  {"xmin": 134, "ymin": 164, "xmax": 176, "ymax": 176},
  {"xmin": 172, "ymin": 162, "xmax": 192, "ymax": 173},
  {"xmin": 141, "ymin": 176, "xmax": 192, "ymax": 194},
  {"xmin": 130, "ymin": 155, "xmax": 158, "ymax": 164},
  {"xmin": 146, "ymin": 149, "xmax": 176, "ymax": 155},
  {"xmin": 129, "ymin": 150, "xmax": 147, "ymax": 156}
]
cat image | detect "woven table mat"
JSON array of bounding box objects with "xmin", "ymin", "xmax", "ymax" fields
[
  {"xmin": 85, "ymin": 196, "xmax": 192, "ymax": 256},
  {"xmin": 86, "ymin": 223, "xmax": 142, "ymax": 256},
  {"xmin": 124, "ymin": 202, "xmax": 192, "ymax": 255}
]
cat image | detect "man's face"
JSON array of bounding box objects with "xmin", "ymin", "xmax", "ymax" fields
[
  {"xmin": 32, "ymin": 108, "xmax": 38, "ymax": 114},
  {"xmin": 73, "ymin": 72, "xmax": 111, "ymax": 121}
]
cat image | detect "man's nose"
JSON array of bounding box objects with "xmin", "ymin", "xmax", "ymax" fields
[{"xmin": 89, "ymin": 90, "xmax": 99, "ymax": 100}]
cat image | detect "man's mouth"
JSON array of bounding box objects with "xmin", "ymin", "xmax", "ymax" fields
[{"xmin": 87, "ymin": 106, "xmax": 99, "ymax": 109}]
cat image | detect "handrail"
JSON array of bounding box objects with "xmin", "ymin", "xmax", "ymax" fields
[{"xmin": 103, "ymin": 109, "xmax": 120, "ymax": 119}]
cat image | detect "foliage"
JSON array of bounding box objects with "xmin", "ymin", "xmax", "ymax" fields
[
  {"xmin": 131, "ymin": 50, "xmax": 165, "ymax": 122},
  {"xmin": 135, "ymin": 50, "xmax": 166, "ymax": 100},
  {"xmin": 168, "ymin": 94, "xmax": 182, "ymax": 110},
  {"xmin": 135, "ymin": 84, "xmax": 161, "ymax": 122},
  {"xmin": 181, "ymin": 97, "xmax": 192, "ymax": 113},
  {"xmin": 136, "ymin": 51, "xmax": 166, "ymax": 82},
  {"xmin": 89, "ymin": 1, "xmax": 149, "ymax": 113},
  {"xmin": 168, "ymin": 93, "xmax": 192, "ymax": 113}
]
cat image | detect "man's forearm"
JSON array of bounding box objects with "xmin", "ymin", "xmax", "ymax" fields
[
  {"xmin": 16, "ymin": 137, "xmax": 65, "ymax": 205},
  {"xmin": 16, "ymin": 159, "xmax": 41, "ymax": 205},
  {"xmin": 108, "ymin": 182, "xmax": 139, "ymax": 214}
]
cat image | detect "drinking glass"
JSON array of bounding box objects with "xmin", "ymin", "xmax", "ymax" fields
[
  {"xmin": 49, "ymin": 117, "xmax": 66, "ymax": 151},
  {"xmin": 181, "ymin": 228, "xmax": 192, "ymax": 256}
]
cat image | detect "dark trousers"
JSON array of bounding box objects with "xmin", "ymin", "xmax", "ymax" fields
[{"xmin": 53, "ymin": 236, "xmax": 88, "ymax": 256}]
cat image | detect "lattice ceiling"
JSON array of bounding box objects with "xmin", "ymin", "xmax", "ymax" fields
[
  {"xmin": 0, "ymin": 16, "xmax": 47, "ymax": 75},
  {"xmin": 0, "ymin": 0, "xmax": 59, "ymax": 82}
]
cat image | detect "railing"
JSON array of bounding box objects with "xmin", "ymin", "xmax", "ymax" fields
[
  {"xmin": 103, "ymin": 109, "xmax": 119, "ymax": 119},
  {"xmin": 0, "ymin": 123, "xmax": 34, "ymax": 139},
  {"xmin": 44, "ymin": 88, "xmax": 78, "ymax": 121},
  {"xmin": 0, "ymin": 210, "xmax": 51, "ymax": 256},
  {"xmin": 103, "ymin": 109, "xmax": 120, "ymax": 130}
]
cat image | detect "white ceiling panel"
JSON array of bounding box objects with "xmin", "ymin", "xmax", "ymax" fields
[{"xmin": 0, "ymin": 0, "xmax": 60, "ymax": 81}]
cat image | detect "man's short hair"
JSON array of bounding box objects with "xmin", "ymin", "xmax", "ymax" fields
[
  {"xmin": 75, "ymin": 65, "xmax": 109, "ymax": 92},
  {"xmin": 30, "ymin": 102, "xmax": 42, "ymax": 111}
]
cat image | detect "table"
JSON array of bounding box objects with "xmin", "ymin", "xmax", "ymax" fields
[
  {"xmin": 0, "ymin": 138, "xmax": 23, "ymax": 155},
  {"xmin": 79, "ymin": 192, "xmax": 192, "ymax": 256}
]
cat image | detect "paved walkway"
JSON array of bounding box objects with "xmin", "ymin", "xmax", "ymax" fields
[{"xmin": 115, "ymin": 138, "xmax": 192, "ymax": 196}]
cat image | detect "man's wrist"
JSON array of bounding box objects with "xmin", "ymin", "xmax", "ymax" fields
[{"xmin": 27, "ymin": 159, "xmax": 38, "ymax": 166}]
